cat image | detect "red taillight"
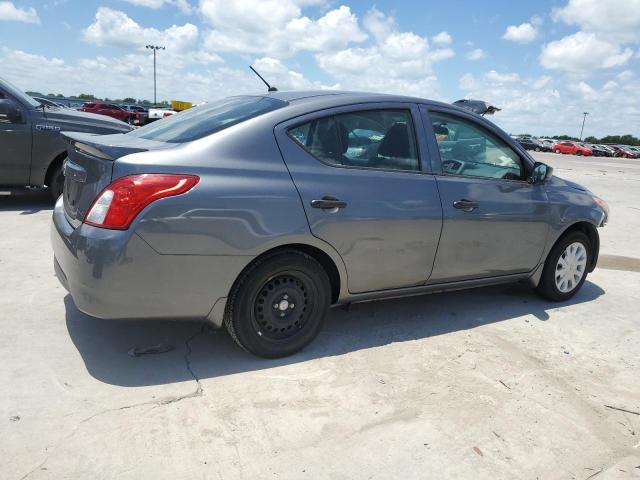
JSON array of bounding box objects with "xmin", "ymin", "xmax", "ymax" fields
[
  {"xmin": 84, "ymin": 174, "xmax": 199, "ymax": 230},
  {"xmin": 163, "ymin": 112, "xmax": 172, "ymax": 118}
]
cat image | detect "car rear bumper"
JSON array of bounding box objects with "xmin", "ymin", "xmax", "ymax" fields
[{"xmin": 51, "ymin": 196, "xmax": 245, "ymax": 326}]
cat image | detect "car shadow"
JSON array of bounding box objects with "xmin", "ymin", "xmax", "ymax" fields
[
  {"xmin": 0, "ymin": 189, "xmax": 53, "ymax": 214},
  {"xmin": 65, "ymin": 280, "xmax": 605, "ymax": 387}
]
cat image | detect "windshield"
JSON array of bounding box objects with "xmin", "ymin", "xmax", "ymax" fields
[
  {"xmin": 0, "ymin": 77, "xmax": 40, "ymax": 108},
  {"xmin": 128, "ymin": 96, "xmax": 286, "ymax": 143}
]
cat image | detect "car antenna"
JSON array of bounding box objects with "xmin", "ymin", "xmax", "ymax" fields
[{"xmin": 249, "ymin": 66, "xmax": 278, "ymax": 92}]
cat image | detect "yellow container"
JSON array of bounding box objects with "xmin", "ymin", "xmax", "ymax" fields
[{"xmin": 171, "ymin": 100, "xmax": 193, "ymax": 111}]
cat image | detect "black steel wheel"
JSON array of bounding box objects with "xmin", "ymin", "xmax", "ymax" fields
[{"xmin": 225, "ymin": 250, "xmax": 331, "ymax": 358}]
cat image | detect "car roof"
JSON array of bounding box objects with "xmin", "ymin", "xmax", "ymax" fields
[{"xmin": 253, "ymin": 90, "xmax": 455, "ymax": 110}]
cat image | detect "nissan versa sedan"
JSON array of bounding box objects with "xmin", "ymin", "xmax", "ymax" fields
[{"xmin": 51, "ymin": 91, "xmax": 609, "ymax": 358}]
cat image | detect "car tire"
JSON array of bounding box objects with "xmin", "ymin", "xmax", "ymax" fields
[
  {"xmin": 555, "ymin": 149, "xmax": 561, "ymax": 154},
  {"xmin": 576, "ymin": 151, "xmax": 582, "ymax": 156},
  {"xmin": 224, "ymin": 249, "xmax": 331, "ymax": 358},
  {"xmin": 49, "ymin": 163, "xmax": 64, "ymax": 200},
  {"xmin": 535, "ymin": 147, "xmax": 541, "ymax": 152},
  {"xmin": 536, "ymin": 231, "xmax": 591, "ymax": 302}
]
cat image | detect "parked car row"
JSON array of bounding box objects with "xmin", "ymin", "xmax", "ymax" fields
[
  {"xmin": 32, "ymin": 96, "xmax": 178, "ymax": 126},
  {"xmin": 514, "ymin": 135, "xmax": 640, "ymax": 158}
]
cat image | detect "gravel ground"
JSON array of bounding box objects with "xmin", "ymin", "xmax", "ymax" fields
[{"xmin": 1, "ymin": 153, "xmax": 639, "ymax": 479}]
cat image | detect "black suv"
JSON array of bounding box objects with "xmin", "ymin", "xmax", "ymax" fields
[{"xmin": 516, "ymin": 136, "xmax": 548, "ymax": 152}]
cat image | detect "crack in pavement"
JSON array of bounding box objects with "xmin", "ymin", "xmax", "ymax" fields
[{"xmin": 18, "ymin": 323, "xmax": 207, "ymax": 480}]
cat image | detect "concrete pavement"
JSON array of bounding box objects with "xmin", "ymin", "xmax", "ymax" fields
[{"xmin": 1, "ymin": 153, "xmax": 639, "ymax": 479}]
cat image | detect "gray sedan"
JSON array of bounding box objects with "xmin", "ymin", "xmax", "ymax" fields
[{"xmin": 51, "ymin": 91, "xmax": 609, "ymax": 358}]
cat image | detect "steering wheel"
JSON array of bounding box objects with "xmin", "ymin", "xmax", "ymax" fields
[{"xmin": 442, "ymin": 159, "xmax": 465, "ymax": 174}]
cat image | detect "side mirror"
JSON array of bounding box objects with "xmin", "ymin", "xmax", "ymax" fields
[
  {"xmin": 528, "ymin": 162, "xmax": 553, "ymax": 184},
  {"xmin": 0, "ymin": 99, "xmax": 23, "ymax": 123}
]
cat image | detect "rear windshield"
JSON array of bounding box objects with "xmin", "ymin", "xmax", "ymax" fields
[{"xmin": 127, "ymin": 96, "xmax": 286, "ymax": 143}]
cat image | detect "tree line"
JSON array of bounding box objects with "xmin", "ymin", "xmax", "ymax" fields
[
  {"xmin": 26, "ymin": 91, "xmax": 171, "ymax": 107},
  {"xmin": 547, "ymin": 134, "xmax": 640, "ymax": 146}
]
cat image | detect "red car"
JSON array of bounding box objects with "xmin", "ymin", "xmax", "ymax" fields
[
  {"xmin": 552, "ymin": 141, "xmax": 592, "ymax": 156},
  {"xmin": 80, "ymin": 102, "xmax": 132, "ymax": 123}
]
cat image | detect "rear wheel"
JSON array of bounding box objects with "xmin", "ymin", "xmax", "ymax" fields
[
  {"xmin": 555, "ymin": 148, "xmax": 561, "ymax": 154},
  {"xmin": 224, "ymin": 250, "xmax": 331, "ymax": 358},
  {"xmin": 576, "ymin": 150, "xmax": 582, "ymax": 156},
  {"xmin": 536, "ymin": 231, "xmax": 591, "ymax": 301},
  {"xmin": 535, "ymin": 147, "xmax": 541, "ymax": 152},
  {"xmin": 49, "ymin": 163, "xmax": 64, "ymax": 200}
]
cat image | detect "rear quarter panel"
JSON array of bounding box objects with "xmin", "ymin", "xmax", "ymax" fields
[{"xmin": 115, "ymin": 114, "xmax": 349, "ymax": 295}]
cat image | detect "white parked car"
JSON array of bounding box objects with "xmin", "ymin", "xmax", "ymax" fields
[{"xmin": 147, "ymin": 107, "xmax": 177, "ymax": 123}]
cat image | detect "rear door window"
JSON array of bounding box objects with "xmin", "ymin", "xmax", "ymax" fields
[{"xmin": 288, "ymin": 109, "xmax": 420, "ymax": 172}]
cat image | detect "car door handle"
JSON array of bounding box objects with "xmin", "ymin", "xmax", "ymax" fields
[
  {"xmin": 311, "ymin": 196, "xmax": 347, "ymax": 210},
  {"xmin": 453, "ymin": 198, "xmax": 479, "ymax": 212}
]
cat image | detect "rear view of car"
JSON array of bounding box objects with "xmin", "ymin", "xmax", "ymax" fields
[{"xmin": 52, "ymin": 96, "xmax": 289, "ymax": 330}]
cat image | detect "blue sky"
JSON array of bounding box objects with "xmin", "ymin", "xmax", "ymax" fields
[{"xmin": 1, "ymin": 0, "xmax": 639, "ymax": 136}]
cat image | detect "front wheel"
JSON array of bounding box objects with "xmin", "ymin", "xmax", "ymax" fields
[
  {"xmin": 555, "ymin": 149, "xmax": 561, "ymax": 154},
  {"xmin": 536, "ymin": 231, "xmax": 591, "ymax": 301},
  {"xmin": 224, "ymin": 250, "xmax": 331, "ymax": 358},
  {"xmin": 535, "ymin": 147, "xmax": 541, "ymax": 152},
  {"xmin": 576, "ymin": 150, "xmax": 582, "ymax": 156}
]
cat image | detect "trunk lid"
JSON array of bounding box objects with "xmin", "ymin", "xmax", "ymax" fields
[{"xmin": 61, "ymin": 131, "xmax": 172, "ymax": 227}]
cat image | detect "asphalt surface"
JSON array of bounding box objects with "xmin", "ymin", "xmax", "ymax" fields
[{"xmin": 1, "ymin": 152, "xmax": 639, "ymax": 479}]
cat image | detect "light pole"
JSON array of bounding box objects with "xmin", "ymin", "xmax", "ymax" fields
[
  {"xmin": 145, "ymin": 45, "xmax": 165, "ymax": 105},
  {"xmin": 579, "ymin": 112, "xmax": 589, "ymax": 140}
]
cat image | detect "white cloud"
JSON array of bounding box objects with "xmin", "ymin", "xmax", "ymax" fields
[
  {"xmin": 458, "ymin": 70, "xmax": 562, "ymax": 134},
  {"xmin": 432, "ymin": 31, "xmax": 452, "ymax": 45},
  {"xmin": 502, "ymin": 22, "xmax": 538, "ymax": 43},
  {"xmin": 542, "ymin": 0, "xmax": 640, "ymax": 72},
  {"xmin": 540, "ymin": 31, "xmax": 633, "ymax": 72},
  {"xmin": 458, "ymin": 67, "xmax": 640, "ymax": 136},
  {"xmin": 485, "ymin": 70, "xmax": 520, "ymax": 83},
  {"xmin": 552, "ymin": 0, "xmax": 640, "ymax": 43},
  {"xmin": 0, "ymin": 1, "xmax": 39, "ymax": 23},
  {"xmin": 82, "ymin": 6, "xmax": 216, "ymax": 66},
  {"xmin": 200, "ymin": 0, "xmax": 366, "ymax": 58},
  {"xmin": 252, "ymin": 57, "xmax": 333, "ymax": 90},
  {"xmin": 121, "ymin": 0, "xmax": 192, "ymax": 14},
  {"xmin": 0, "ymin": 46, "xmax": 311, "ymax": 104},
  {"xmin": 568, "ymin": 80, "xmax": 597, "ymax": 99},
  {"xmin": 315, "ymin": 8, "xmax": 453, "ymax": 98},
  {"xmin": 466, "ymin": 48, "xmax": 485, "ymax": 60}
]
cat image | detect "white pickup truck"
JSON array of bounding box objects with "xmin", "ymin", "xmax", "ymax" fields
[{"xmin": 146, "ymin": 107, "xmax": 177, "ymax": 123}]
